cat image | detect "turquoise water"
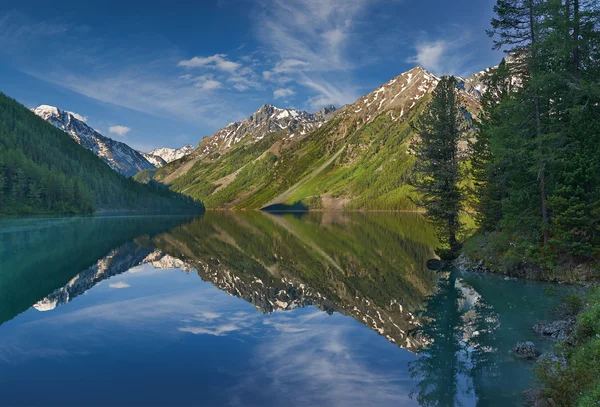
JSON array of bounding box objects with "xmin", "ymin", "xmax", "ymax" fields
[{"xmin": 0, "ymin": 212, "xmax": 573, "ymax": 406}]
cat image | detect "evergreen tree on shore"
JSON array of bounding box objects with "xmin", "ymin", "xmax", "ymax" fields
[{"xmin": 410, "ymin": 76, "xmax": 467, "ymax": 259}]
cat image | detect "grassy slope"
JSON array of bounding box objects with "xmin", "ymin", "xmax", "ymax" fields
[{"xmin": 155, "ymin": 98, "xmax": 432, "ymax": 210}]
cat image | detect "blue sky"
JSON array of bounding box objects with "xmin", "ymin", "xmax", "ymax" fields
[{"xmin": 0, "ymin": 0, "xmax": 502, "ymax": 151}]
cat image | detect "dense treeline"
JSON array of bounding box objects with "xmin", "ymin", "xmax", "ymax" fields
[
  {"xmin": 470, "ymin": 0, "xmax": 600, "ymax": 265},
  {"xmin": 0, "ymin": 93, "xmax": 203, "ymax": 215}
]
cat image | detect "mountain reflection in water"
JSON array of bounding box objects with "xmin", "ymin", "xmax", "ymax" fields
[
  {"xmin": 29, "ymin": 211, "xmax": 440, "ymax": 351},
  {"xmin": 0, "ymin": 212, "xmax": 568, "ymax": 406}
]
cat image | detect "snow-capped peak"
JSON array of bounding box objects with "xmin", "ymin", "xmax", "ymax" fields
[
  {"xmin": 32, "ymin": 104, "xmax": 61, "ymax": 120},
  {"xmin": 196, "ymin": 103, "xmax": 338, "ymax": 157},
  {"xmin": 148, "ymin": 144, "xmax": 195, "ymax": 163},
  {"xmin": 33, "ymin": 104, "xmax": 156, "ymax": 176}
]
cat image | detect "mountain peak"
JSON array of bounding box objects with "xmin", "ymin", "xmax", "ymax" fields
[
  {"xmin": 341, "ymin": 66, "xmax": 441, "ymax": 124},
  {"xmin": 32, "ymin": 104, "xmax": 61, "ymax": 120},
  {"xmin": 148, "ymin": 145, "xmax": 195, "ymax": 164},
  {"xmin": 195, "ymin": 103, "xmax": 338, "ymax": 158},
  {"xmin": 33, "ymin": 104, "xmax": 156, "ymax": 176}
]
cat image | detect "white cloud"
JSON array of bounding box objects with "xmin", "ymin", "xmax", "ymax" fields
[
  {"xmin": 228, "ymin": 75, "xmax": 260, "ymax": 92},
  {"xmin": 408, "ymin": 40, "xmax": 447, "ymax": 74},
  {"xmin": 196, "ymin": 311, "xmax": 221, "ymax": 320},
  {"xmin": 196, "ymin": 78, "xmax": 222, "ymax": 91},
  {"xmin": 257, "ymin": 0, "xmax": 366, "ymax": 108},
  {"xmin": 108, "ymin": 125, "xmax": 131, "ymax": 136},
  {"xmin": 178, "ymin": 53, "xmax": 261, "ymax": 93},
  {"xmin": 178, "ymin": 54, "xmax": 241, "ymax": 73},
  {"xmin": 67, "ymin": 111, "xmax": 88, "ymax": 122},
  {"xmin": 108, "ymin": 281, "xmax": 130, "ymax": 289},
  {"xmin": 407, "ymin": 32, "xmax": 475, "ymax": 76},
  {"xmin": 273, "ymin": 87, "xmax": 295, "ymax": 99}
]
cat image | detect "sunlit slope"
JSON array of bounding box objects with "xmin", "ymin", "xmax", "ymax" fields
[{"xmin": 154, "ymin": 67, "xmax": 482, "ymax": 210}]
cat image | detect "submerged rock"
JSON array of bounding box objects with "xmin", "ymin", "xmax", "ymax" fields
[{"xmin": 513, "ymin": 341, "xmax": 538, "ymax": 359}]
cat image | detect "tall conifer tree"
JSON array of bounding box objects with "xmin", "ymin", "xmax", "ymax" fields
[{"xmin": 411, "ymin": 76, "xmax": 466, "ymax": 258}]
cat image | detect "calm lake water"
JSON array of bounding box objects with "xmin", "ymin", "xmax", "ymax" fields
[{"xmin": 0, "ymin": 212, "xmax": 573, "ymax": 406}]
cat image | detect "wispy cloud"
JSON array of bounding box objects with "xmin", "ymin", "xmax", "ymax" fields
[
  {"xmin": 109, "ymin": 281, "xmax": 131, "ymax": 289},
  {"xmin": 257, "ymin": 0, "xmax": 370, "ymax": 109},
  {"xmin": 0, "ymin": 11, "xmax": 69, "ymax": 46},
  {"xmin": 29, "ymin": 69, "xmax": 241, "ymax": 128},
  {"xmin": 178, "ymin": 54, "xmax": 241, "ymax": 73},
  {"xmin": 179, "ymin": 324, "xmax": 240, "ymax": 336},
  {"xmin": 1, "ymin": 12, "xmax": 251, "ymax": 129},
  {"xmin": 273, "ymin": 87, "xmax": 295, "ymax": 99},
  {"xmin": 108, "ymin": 125, "xmax": 131, "ymax": 136},
  {"xmin": 407, "ymin": 30, "xmax": 475, "ymax": 77}
]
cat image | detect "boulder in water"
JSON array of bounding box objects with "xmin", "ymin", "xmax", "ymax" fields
[{"xmin": 513, "ymin": 341, "xmax": 538, "ymax": 359}]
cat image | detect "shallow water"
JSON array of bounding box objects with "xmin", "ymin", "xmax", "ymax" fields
[{"xmin": 0, "ymin": 212, "xmax": 573, "ymax": 406}]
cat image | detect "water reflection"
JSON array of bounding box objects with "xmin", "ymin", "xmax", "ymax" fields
[
  {"xmin": 0, "ymin": 212, "xmax": 568, "ymax": 406},
  {"xmin": 26, "ymin": 211, "xmax": 440, "ymax": 351}
]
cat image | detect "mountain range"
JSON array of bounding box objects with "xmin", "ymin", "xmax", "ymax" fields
[
  {"xmin": 151, "ymin": 65, "xmax": 487, "ymax": 210},
  {"xmin": 18, "ymin": 63, "xmax": 495, "ymax": 212},
  {"xmin": 32, "ymin": 105, "xmax": 194, "ymax": 176}
]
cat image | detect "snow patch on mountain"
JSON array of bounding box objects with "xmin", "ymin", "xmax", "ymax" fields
[{"xmin": 148, "ymin": 144, "xmax": 195, "ymax": 164}]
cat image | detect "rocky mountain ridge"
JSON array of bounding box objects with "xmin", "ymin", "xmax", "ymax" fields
[
  {"xmin": 195, "ymin": 104, "xmax": 337, "ymax": 158},
  {"xmin": 32, "ymin": 105, "xmax": 155, "ymax": 177},
  {"xmin": 153, "ymin": 64, "xmax": 489, "ymax": 210}
]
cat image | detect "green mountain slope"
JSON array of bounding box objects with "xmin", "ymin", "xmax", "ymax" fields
[
  {"xmin": 154, "ymin": 67, "xmax": 482, "ymax": 210},
  {"xmin": 0, "ymin": 93, "xmax": 203, "ymax": 215}
]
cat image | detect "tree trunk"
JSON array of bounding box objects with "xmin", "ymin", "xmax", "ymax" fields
[
  {"xmin": 529, "ymin": 0, "xmax": 550, "ymax": 246},
  {"xmin": 573, "ymin": 0, "xmax": 580, "ymax": 80}
]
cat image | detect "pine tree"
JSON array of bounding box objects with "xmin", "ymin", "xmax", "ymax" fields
[
  {"xmin": 470, "ymin": 59, "xmax": 515, "ymax": 232},
  {"xmin": 410, "ymin": 76, "xmax": 466, "ymax": 258}
]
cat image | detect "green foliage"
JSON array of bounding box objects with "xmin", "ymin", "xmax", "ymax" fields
[
  {"xmin": 0, "ymin": 93, "xmax": 203, "ymax": 215},
  {"xmin": 474, "ymin": 0, "xmax": 600, "ymax": 265},
  {"xmin": 563, "ymin": 294, "xmax": 585, "ymax": 316},
  {"xmin": 410, "ymin": 76, "xmax": 468, "ymax": 256},
  {"xmin": 537, "ymin": 286, "xmax": 600, "ymax": 406},
  {"xmin": 132, "ymin": 168, "xmax": 158, "ymax": 184},
  {"xmin": 157, "ymin": 109, "xmax": 429, "ymax": 210}
]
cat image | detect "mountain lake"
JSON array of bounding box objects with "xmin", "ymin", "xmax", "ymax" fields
[{"xmin": 0, "ymin": 212, "xmax": 575, "ymax": 406}]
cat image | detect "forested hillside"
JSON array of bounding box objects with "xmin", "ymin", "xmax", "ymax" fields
[{"xmin": 0, "ymin": 93, "xmax": 203, "ymax": 215}]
